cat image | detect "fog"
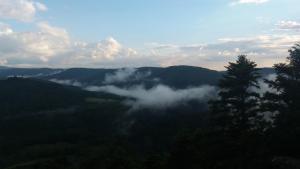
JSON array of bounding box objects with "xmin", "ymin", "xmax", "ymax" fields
[
  {"xmin": 49, "ymin": 71, "xmax": 279, "ymax": 111},
  {"xmin": 50, "ymin": 79, "xmax": 83, "ymax": 87},
  {"xmin": 103, "ymin": 68, "xmax": 151, "ymax": 84},
  {"xmin": 86, "ymin": 84, "xmax": 217, "ymax": 110},
  {"xmin": 251, "ymin": 74, "xmax": 277, "ymax": 96}
]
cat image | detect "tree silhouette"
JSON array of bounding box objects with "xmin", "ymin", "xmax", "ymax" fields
[
  {"xmin": 261, "ymin": 43, "xmax": 300, "ymax": 159},
  {"xmin": 210, "ymin": 55, "xmax": 262, "ymax": 134},
  {"xmin": 264, "ymin": 44, "xmax": 300, "ymax": 129}
]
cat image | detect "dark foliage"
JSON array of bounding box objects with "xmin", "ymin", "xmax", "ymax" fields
[
  {"xmin": 264, "ymin": 44, "xmax": 300, "ymax": 129},
  {"xmin": 262, "ymin": 44, "xmax": 300, "ymax": 159},
  {"xmin": 209, "ymin": 55, "xmax": 264, "ymax": 134}
]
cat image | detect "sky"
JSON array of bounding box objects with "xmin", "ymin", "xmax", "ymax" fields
[{"xmin": 0, "ymin": 0, "xmax": 299, "ymax": 70}]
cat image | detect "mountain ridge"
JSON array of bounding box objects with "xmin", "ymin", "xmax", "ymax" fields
[{"xmin": 0, "ymin": 65, "xmax": 274, "ymax": 89}]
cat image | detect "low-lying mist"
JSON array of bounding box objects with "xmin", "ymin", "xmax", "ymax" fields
[
  {"xmin": 50, "ymin": 79, "xmax": 83, "ymax": 87},
  {"xmin": 103, "ymin": 68, "xmax": 151, "ymax": 84},
  {"xmin": 49, "ymin": 68, "xmax": 277, "ymax": 111},
  {"xmin": 86, "ymin": 84, "xmax": 217, "ymax": 111}
]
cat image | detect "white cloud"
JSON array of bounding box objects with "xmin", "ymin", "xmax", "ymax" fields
[
  {"xmin": 85, "ymin": 37, "xmax": 138, "ymax": 61},
  {"xmin": 0, "ymin": 21, "xmax": 299, "ymax": 70},
  {"xmin": 0, "ymin": 0, "xmax": 296, "ymax": 70},
  {"xmin": 277, "ymin": 20, "xmax": 300, "ymax": 31},
  {"xmin": 60, "ymin": 37, "xmax": 141, "ymax": 68},
  {"xmin": 0, "ymin": 20, "xmax": 299, "ymax": 70},
  {"xmin": 0, "ymin": 0, "xmax": 47, "ymax": 22},
  {"xmin": 231, "ymin": 0, "xmax": 269, "ymax": 5},
  {"xmin": 250, "ymin": 73, "xmax": 277, "ymax": 96},
  {"xmin": 0, "ymin": 58, "xmax": 7, "ymax": 65},
  {"xmin": 0, "ymin": 22, "xmax": 13, "ymax": 35},
  {"xmin": 34, "ymin": 2, "xmax": 47, "ymax": 11},
  {"xmin": 50, "ymin": 79, "xmax": 83, "ymax": 87},
  {"xmin": 103, "ymin": 68, "xmax": 151, "ymax": 84},
  {"xmin": 0, "ymin": 22, "xmax": 142, "ymax": 68},
  {"xmin": 0, "ymin": 22, "xmax": 70, "ymax": 64},
  {"xmin": 104, "ymin": 68, "xmax": 136, "ymax": 84},
  {"xmin": 147, "ymin": 34, "xmax": 300, "ymax": 70},
  {"xmin": 86, "ymin": 85, "xmax": 217, "ymax": 110},
  {"xmin": 91, "ymin": 37, "xmax": 122, "ymax": 60}
]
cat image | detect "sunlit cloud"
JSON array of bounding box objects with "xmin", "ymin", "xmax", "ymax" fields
[
  {"xmin": 276, "ymin": 20, "xmax": 300, "ymax": 31},
  {"xmin": 0, "ymin": 0, "xmax": 47, "ymax": 22},
  {"xmin": 231, "ymin": 0, "xmax": 269, "ymax": 6}
]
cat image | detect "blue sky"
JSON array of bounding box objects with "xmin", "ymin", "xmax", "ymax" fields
[
  {"xmin": 0, "ymin": 0, "xmax": 299, "ymax": 69},
  {"xmin": 39, "ymin": 0, "xmax": 299, "ymax": 45}
]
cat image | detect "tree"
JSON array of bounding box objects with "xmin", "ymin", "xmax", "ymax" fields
[
  {"xmin": 262, "ymin": 44, "xmax": 300, "ymax": 158},
  {"xmin": 264, "ymin": 44, "xmax": 300, "ymax": 128},
  {"xmin": 209, "ymin": 55, "xmax": 262, "ymax": 134}
]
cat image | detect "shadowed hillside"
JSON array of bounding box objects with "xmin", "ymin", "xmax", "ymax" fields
[{"xmin": 0, "ymin": 78, "xmax": 90, "ymax": 116}]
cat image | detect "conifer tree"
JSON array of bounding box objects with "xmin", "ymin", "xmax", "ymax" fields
[
  {"xmin": 210, "ymin": 55, "xmax": 262, "ymax": 134},
  {"xmin": 264, "ymin": 44, "xmax": 300, "ymax": 129}
]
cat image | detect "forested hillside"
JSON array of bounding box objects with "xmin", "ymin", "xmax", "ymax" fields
[{"xmin": 0, "ymin": 45, "xmax": 299, "ymax": 169}]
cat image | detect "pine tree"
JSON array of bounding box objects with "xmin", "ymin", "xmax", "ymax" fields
[
  {"xmin": 264, "ymin": 44, "xmax": 300, "ymax": 129},
  {"xmin": 209, "ymin": 55, "xmax": 262, "ymax": 134}
]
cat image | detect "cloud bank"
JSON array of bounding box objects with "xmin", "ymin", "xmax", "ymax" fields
[
  {"xmin": 0, "ymin": 0, "xmax": 299, "ymax": 70},
  {"xmin": 149, "ymin": 34, "xmax": 300, "ymax": 70},
  {"xmin": 0, "ymin": 21, "xmax": 298, "ymax": 70},
  {"xmin": 0, "ymin": 22, "xmax": 143, "ymax": 68},
  {"xmin": 49, "ymin": 71, "xmax": 278, "ymax": 111},
  {"xmin": 86, "ymin": 85, "xmax": 217, "ymax": 110}
]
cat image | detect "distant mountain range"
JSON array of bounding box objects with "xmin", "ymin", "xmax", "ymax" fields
[
  {"xmin": 0, "ymin": 66, "xmax": 274, "ymax": 89},
  {"xmin": 0, "ymin": 66, "xmax": 277, "ymax": 168}
]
